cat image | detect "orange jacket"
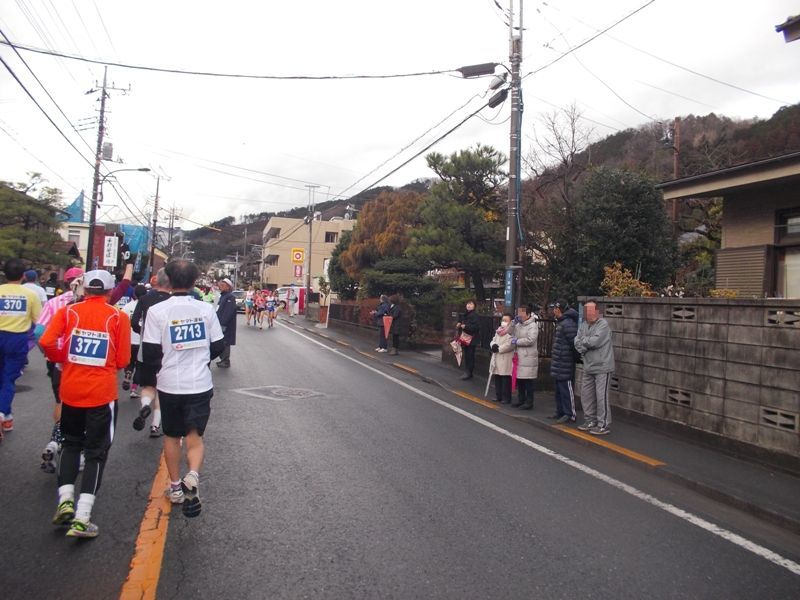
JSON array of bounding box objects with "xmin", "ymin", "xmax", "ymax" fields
[{"xmin": 40, "ymin": 295, "xmax": 131, "ymax": 408}]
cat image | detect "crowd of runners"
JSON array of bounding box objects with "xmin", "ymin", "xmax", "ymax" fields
[
  {"xmin": 243, "ymin": 285, "xmax": 279, "ymax": 329},
  {"xmin": 0, "ymin": 256, "xmax": 244, "ymax": 539}
]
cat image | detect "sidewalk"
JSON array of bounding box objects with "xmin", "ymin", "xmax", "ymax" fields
[{"xmin": 283, "ymin": 317, "xmax": 800, "ymax": 535}]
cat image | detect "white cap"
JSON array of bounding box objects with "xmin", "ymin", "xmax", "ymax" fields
[
  {"xmin": 221, "ymin": 278, "xmax": 233, "ymax": 287},
  {"xmin": 83, "ymin": 269, "xmax": 115, "ymax": 291}
]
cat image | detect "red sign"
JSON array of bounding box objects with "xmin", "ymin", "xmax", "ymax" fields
[{"xmin": 294, "ymin": 264, "xmax": 303, "ymax": 278}]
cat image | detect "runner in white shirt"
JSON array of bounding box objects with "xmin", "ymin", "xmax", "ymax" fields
[
  {"xmin": 120, "ymin": 284, "xmax": 147, "ymax": 401},
  {"xmin": 23, "ymin": 270, "xmax": 48, "ymax": 305},
  {"xmin": 140, "ymin": 260, "xmax": 224, "ymax": 518}
]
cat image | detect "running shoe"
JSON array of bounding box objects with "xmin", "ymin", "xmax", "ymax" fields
[
  {"xmin": 133, "ymin": 405, "xmax": 152, "ymax": 431},
  {"xmin": 121, "ymin": 369, "xmax": 132, "ymax": 391},
  {"xmin": 149, "ymin": 425, "xmax": 163, "ymax": 438},
  {"xmin": 589, "ymin": 426, "xmax": 610, "ymax": 436},
  {"xmin": 1, "ymin": 415, "xmax": 13, "ymax": 432},
  {"xmin": 577, "ymin": 421, "xmax": 596, "ymax": 432},
  {"xmin": 52, "ymin": 499, "xmax": 75, "ymax": 525},
  {"xmin": 130, "ymin": 387, "xmax": 141, "ymax": 398},
  {"xmin": 181, "ymin": 472, "xmax": 201, "ymax": 518},
  {"xmin": 167, "ymin": 486, "xmax": 184, "ymax": 504},
  {"xmin": 41, "ymin": 440, "xmax": 59, "ymax": 473},
  {"xmin": 66, "ymin": 519, "xmax": 99, "ymax": 538}
]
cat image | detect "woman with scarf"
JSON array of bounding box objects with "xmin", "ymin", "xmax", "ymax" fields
[
  {"xmin": 488, "ymin": 313, "xmax": 515, "ymax": 403},
  {"xmin": 456, "ymin": 299, "xmax": 481, "ymax": 380}
]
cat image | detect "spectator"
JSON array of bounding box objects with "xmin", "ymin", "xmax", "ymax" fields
[
  {"xmin": 387, "ymin": 295, "xmax": 402, "ymax": 356},
  {"xmin": 548, "ymin": 300, "xmax": 579, "ymax": 423},
  {"xmin": 456, "ymin": 299, "xmax": 480, "ymax": 380},
  {"xmin": 489, "ymin": 313, "xmax": 515, "ymax": 404},
  {"xmin": 216, "ymin": 278, "xmax": 237, "ymax": 368},
  {"xmin": 574, "ymin": 299, "xmax": 615, "ymax": 435},
  {"xmin": 512, "ymin": 304, "xmax": 539, "ymax": 410},
  {"xmin": 372, "ymin": 294, "xmax": 390, "ymax": 353}
]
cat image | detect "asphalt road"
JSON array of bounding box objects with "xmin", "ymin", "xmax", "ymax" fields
[{"xmin": 2, "ymin": 314, "xmax": 799, "ymax": 599}]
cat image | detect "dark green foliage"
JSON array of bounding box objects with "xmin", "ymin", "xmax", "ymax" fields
[
  {"xmin": 328, "ymin": 230, "xmax": 358, "ymax": 300},
  {"xmin": 569, "ymin": 168, "xmax": 676, "ymax": 297},
  {"xmin": 0, "ymin": 184, "xmax": 71, "ymax": 268},
  {"xmin": 407, "ymin": 145, "xmax": 506, "ymax": 301}
]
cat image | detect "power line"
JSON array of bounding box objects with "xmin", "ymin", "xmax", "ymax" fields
[
  {"xmin": 336, "ymin": 93, "xmax": 482, "ymax": 198},
  {"xmin": 349, "ymin": 98, "xmax": 495, "ymax": 199},
  {"xmin": 524, "ymin": 0, "xmax": 657, "ymax": 80},
  {"xmin": 541, "ymin": 1, "xmax": 790, "ymax": 105},
  {"xmin": 0, "ymin": 39, "xmax": 462, "ymax": 80},
  {"xmin": 0, "ymin": 118, "xmax": 80, "ymax": 191}
]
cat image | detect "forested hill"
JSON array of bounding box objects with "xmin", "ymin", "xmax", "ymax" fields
[{"xmin": 187, "ymin": 180, "xmax": 430, "ymax": 267}]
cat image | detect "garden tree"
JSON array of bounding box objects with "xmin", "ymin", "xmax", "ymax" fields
[
  {"xmin": 0, "ymin": 183, "xmax": 71, "ymax": 267},
  {"xmin": 328, "ymin": 229, "xmax": 358, "ymax": 300},
  {"xmin": 571, "ymin": 167, "xmax": 676, "ymax": 297},
  {"xmin": 361, "ymin": 257, "xmax": 444, "ymax": 330},
  {"xmin": 339, "ymin": 190, "xmax": 423, "ymax": 279},
  {"xmin": 407, "ymin": 144, "xmax": 506, "ymax": 301},
  {"xmin": 521, "ymin": 105, "xmax": 593, "ymax": 302}
]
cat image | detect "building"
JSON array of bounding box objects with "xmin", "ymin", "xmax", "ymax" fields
[
  {"xmin": 260, "ymin": 216, "xmax": 355, "ymax": 288},
  {"xmin": 658, "ymin": 151, "xmax": 800, "ymax": 297}
]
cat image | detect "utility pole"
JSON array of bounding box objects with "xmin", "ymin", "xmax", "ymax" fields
[
  {"xmin": 504, "ymin": 0, "xmax": 524, "ymax": 311},
  {"xmin": 671, "ymin": 116, "xmax": 681, "ymax": 236},
  {"xmin": 305, "ymin": 184, "xmax": 319, "ymax": 311},
  {"xmin": 242, "ymin": 225, "xmax": 248, "ymax": 284},
  {"xmin": 85, "ymin": 66, "xmax": 130, "ymax": 270},
  {"xmin": 148, "ymin": 175, "xmax": 160, "ymax": 275}
]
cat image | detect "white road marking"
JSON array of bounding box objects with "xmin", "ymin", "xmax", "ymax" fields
[{"xmin": 279, "ymin": 323, "xmax": 800, "ymax": 576}]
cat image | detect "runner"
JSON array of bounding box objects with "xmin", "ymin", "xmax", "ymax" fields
[
  {"xmin": 140, "ymin": 260, "xmax": 224, "ymax": 518},
  {"xmin": 131, "ymin": 269, "xmax": 171, "ymax": 437},
  {"xmin": 34, "ymin": 266, "xmax": 84, "ymax": 471},
  {"xmin": 254, "ymin": 290, "xmax": 267, "ymax": 329},
  {"xmin": 39, "ymin": 270, "xmax": 131, "ymax": 538},
  {"xmin": 0, "ymin": 258, "xmax": 43, "ymax": 440},
  {"xmin": 244, "ymin": 285, "xmax": 255, "ymax": 326},
  {"xmin": 265, "ymin": 291, "xmax": 277, "ymax": 328},
  {"xmin": 121, "ymin": 284, "xmax": 147, "ymax": 395}
]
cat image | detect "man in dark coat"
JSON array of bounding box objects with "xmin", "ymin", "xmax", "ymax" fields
[
  {"xmin": 549, "ymin": 300, "xmax": 579, "ymax": 423},
  {"xmin": 387, "ymin": 295, "xmax": 402, "ymax": 356},
  {"xmin": 456, "ymin": 299, "xmax": 481, "ymax": 380},
  {"xmin": 216, "ymin": 278, "xmax": 237, "ymax": 368}
]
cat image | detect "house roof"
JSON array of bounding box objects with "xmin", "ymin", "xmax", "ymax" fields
[{"xmin": 656, "ymin": 151, "xmax": 800, "ymax": 200}]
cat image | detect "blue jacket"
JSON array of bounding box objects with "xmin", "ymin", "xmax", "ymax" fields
[
  {"xmin": 216, "ymin": 290, "xmax": 237, "ymax": 345},
  {"xmin": 375, "ymin": 301, "xmax": 390, "ymax": 323},
  {"xmin": 550, "ymin": 308, "xmax": 578, "ymax": 380}
]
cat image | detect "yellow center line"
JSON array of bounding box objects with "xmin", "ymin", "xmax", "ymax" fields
[
  {"xmin": 119, "ymin": 453, "xmax": 172, "ymax": 600},
  {"xmin": 335, "ymin": 340, "xmax": 350, "ymax": 347},
  {"xmin": 392, "ymin": 362, "xmax": 419, "ymax": 375},
  {"xmin": 553, "ymin": 424, "xmax": 666, "ymax": 467},
  {"xmin": 318, "ymin": 333, "xmax": 331, "ymax": 339},
  {"xmin": 356, "ymin": 350, "xmax": 377, "ymax": 360},
  {"xmin": 451, "ymin": 389, "xmax": 499, "ymax": 410}
]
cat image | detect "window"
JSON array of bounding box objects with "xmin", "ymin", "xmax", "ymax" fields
[
  {"xmin": 776, "ymin": 247, "xmax": 800, "ymax": 298},
  {"xmin": 264, "ymin": 254, "xmax": 279, "ymax": 266},
  {"xmin": 325, "ymin": 231, "xmax": 338, "ymax": 244},
  {"xmin": 777, "ymin": 208, "xmax": 800, "ymax": 244},
  {"xmin": 68, "ymin": 229, "xmax": 81, "ymax": 245}
]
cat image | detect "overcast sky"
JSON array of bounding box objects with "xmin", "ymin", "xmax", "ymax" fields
[{"xmin": 1, "ymin": 0, "xmax": 798, "ymax": 231}]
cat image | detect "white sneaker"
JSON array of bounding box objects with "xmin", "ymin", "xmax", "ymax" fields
[{"xmin": 167, "ymin": 486, "xmax": 184, "ymax": 504}]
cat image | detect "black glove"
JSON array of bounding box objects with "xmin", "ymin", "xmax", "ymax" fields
[
  {"xmin": 121, "ymin": 244, "xmax": 134, "ymax": 265},
  {"xmin": 491, "ymin": 344, "xmax": 499, "ymax": 353}
]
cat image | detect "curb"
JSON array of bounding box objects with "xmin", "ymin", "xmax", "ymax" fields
[{"xmin": 282, "ymin": 318, "xmax": 800, "ymax": 535}]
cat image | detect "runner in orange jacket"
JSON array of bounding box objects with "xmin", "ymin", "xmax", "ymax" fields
[{"xmin": 39, "ymin": 270, "xmax": 130, "ymax": 539}]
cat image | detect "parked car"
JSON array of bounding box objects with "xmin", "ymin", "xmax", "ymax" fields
[{"xmin": 232, "ymin": 289, "xmax": 246, "ymax": 313}]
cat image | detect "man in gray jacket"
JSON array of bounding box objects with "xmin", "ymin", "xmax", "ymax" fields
[{"xmin": 573, "ymin": 299, "xmax": 615, "ymax": 435}]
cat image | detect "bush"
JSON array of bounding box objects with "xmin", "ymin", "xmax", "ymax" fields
[{"xmin": 601, "ymin": 262, "xmax": 656, "ymax": 297}]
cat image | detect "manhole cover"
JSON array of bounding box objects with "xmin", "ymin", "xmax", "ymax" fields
[{"xmin": 232, "ymin": 385, "xmax": 323, "ymax": 402}]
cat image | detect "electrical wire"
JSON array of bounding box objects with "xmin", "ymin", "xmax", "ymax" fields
[
  {"xmin": 523, "ymin": 0, "xmax": 657, "ymax": 80},
  {"xmin": 92, "ymin": 0, "xmax": 118, "ymax": 58},
  {"xmin": 0, "ymin": 119, "xmax": 80, "ymax": 192},
  {"xmin": 540, "ymin": 1, "xmax": 790, "ymax": 105},
  {"xmin": 0, "ymin": 39, "xmax": 462, "ymax": 81},
  {"xmin": 336, "ymin": 93, "xmax": 482, "ymax": 198},
  {"xmin": 348, "ymin": 97, "xmax": 495, "ymax": 199}
]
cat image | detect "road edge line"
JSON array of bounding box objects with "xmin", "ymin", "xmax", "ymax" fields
[{"xmin": 119, "ymin": 452, "xmax": 171, "ymax": 600}]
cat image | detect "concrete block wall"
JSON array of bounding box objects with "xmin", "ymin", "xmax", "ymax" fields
[{"xmin": 581, "ymin": 297, "xmax": 800, "ymax": 458}]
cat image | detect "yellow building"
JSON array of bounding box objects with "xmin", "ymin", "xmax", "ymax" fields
[{"xmin": 260, "ymin": 216, "xmax": 355, "ymax": 287}]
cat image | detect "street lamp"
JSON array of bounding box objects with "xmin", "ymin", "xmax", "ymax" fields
[{"xmin": 86, "ymin": 167, "xmax": 151, "ymax": 270}]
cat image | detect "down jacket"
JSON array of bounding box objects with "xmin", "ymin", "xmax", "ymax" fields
[
  {"xmin": 488, "ymin": 329, "xmax": 515, "ymax": 376},
  {"xmin": 550, "ymin": 308, "xmax": 579, "ymax": 380},
  {"xmin": 513, "ymin": 315, "xmax": 539, "ymax": 379}
]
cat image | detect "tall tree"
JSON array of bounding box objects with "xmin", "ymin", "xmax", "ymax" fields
[
  {"xmin": 0, "ymin": 183, "xmax": 71, "ymax": 267},
  {"xmin": 339, "ymin": 190, "xmax": 422, "ymax": 279},
  {"xmin": 571, "ymin": 167, "xmax": 676, "ymax": 297},
  {"xmin": 328, "ymin": 230, "xmax": 358, "ymax": 300},
  {"xmin": 407, "ymin": 145, "xmax": 506, "ymax": 301}
]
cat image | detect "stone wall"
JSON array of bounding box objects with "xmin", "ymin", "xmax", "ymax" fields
[{"xmin": 581, "ymin": 297, "xmax": 799, "ymax": 459}]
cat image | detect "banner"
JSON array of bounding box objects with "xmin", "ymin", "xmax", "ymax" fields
[
  {"xmin": 59, "ymin": 191, "xmax": 85, "ymax": 222},
  {"xmin": 119, "ymin": 224, "xmax": 150, "ymax": 254}
]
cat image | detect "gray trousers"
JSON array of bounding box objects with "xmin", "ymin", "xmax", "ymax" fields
[{"xmin": 581, "ymin": 372, "xmax": 612, "ymax": 428}]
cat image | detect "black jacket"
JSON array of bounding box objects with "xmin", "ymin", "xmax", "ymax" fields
[
  {"xmin": 131, "ymin": 290, "xmax": 171, "ymax": 335},
  {"xmin": 388, "ymin": 303, "xmax": 402, "ymax": 334},
  {"xmin": 216, "ymin": 291, "xmax": 238, "ymax": 345},
  {"xmin": 459, "ymin": 310, "xmax": 480, "ymax": 338},
  {"xmin": 550, "ymin": 308, "xmax": 579, "ymax": 380}
]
